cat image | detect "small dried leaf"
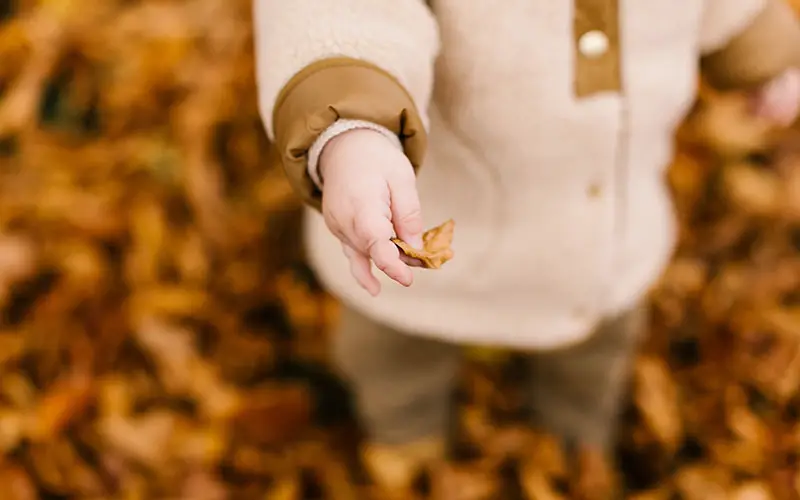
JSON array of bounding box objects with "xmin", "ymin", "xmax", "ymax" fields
[
  {"xmin": 627, "ymin": 490, "xmax": 671, "ymax": 500},
  {"xmin": 724, "ymin": 164, "xmax": 780, "ymax": 216},
  {"xmin": 230, "ymin": 385, "xmax": 312, "ymax": 446},
  {"xmin": 265, "ymin": 475, "xmax": 301, "ymax": 500},
  {"xmin": 0, "ymin": 409, "xmax": 25, "ymax": 452},
  {"xmin": 0, "ymin": 465, "xmax": 37, "ymax": 500},
  {"xmin": 180, "ymin": 469, "xmax": 229, "ymax": 500},
  {"xmin": 99, "ymin": 412, "xmax": 177, "ymax": 465},
  {"xmin": 730, "ymin": 482, "xmax": 773, "ymax": 500},
  {"xmin": 674, "ymin": 465, "xmax": 731, "ymax": 500},
  {"xmin": 572, "ymin": 446, "xmax": 618, "ymax": 500},
  {"xmin": 520, "ymin": 466, "xmax": 567, "ymax": 500},
  {"xmin": 430, "ymin": 461, "xmax": 499, "ymax": 500},
  {"xmin": 27, "ymin": 373, "xmax": 94, "ymax": 442},
  {"xmin": 392, "ymin": 219, "xmax": 455, "ymax": 269},
  {"xmin": 634, "ymin": 356, "xmax": 683, "ymax": 451}
]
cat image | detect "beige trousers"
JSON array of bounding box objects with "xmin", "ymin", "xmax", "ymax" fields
[{"xmin": 331, "ymin": 304, "xmax": 646, "ymax": 452}]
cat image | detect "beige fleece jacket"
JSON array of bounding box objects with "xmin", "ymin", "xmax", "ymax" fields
[{"xmin": 254, "ymin": 0, "xmax": 800, "ymax": 349}]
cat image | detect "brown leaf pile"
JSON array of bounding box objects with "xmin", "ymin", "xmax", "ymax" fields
[{"xmin": 0, "ymin": 1, "xmax": 799, "ymax": 498}]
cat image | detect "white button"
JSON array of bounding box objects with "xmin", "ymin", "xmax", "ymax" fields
[{"xmin": 578, "ymin": 30, "xmax": 609, "ymax": 58}]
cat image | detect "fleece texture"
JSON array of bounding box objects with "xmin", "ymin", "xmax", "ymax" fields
[{"xmin": 254, "ymin": 0, "xmax": 792, "ymax": 349}]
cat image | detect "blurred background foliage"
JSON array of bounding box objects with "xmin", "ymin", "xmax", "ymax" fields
[{"xmin": 1, "ymin": 0, "xmax": 800, "ymax": 498}]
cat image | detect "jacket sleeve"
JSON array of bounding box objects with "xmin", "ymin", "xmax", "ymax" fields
[
  {"xmin": 699, "ymin": 0, "xmax": 800, "ymax": 90},
  {"xmin": 253, "ymin": 0, "xmax": 440, "ymax": 209}
]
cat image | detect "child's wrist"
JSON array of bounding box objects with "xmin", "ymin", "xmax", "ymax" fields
[{"xmin": 308, "ymin": 120, "xmax": 402, "ymax": 189}]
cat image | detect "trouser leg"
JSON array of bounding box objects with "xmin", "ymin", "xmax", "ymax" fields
[
  {"xmin": 331, "ymin": 305, "xmax": 462, "ymax": 444},
  {"xmin": 331, "ymin": 305, "xmax": 462, "ymax": 493},
  {"xmin": 524, "ymin": 305, "xmax": 647, "ymax": 452}
]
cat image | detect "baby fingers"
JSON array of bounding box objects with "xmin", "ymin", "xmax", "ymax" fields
[
  {"xmin": 350, "ymin": 210, "xmax": 414, "ymax": 289},
  {"xmin": 342, "ymin": 243, "xmax": 381, "ymax": 296},
  {"xmin": 369, "ymin": 239, "xmax": 413, "ymax": 287}
]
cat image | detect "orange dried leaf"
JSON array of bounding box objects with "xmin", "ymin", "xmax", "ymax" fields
[
  {"xmin": 430, "ymin": 461, "xmax": 499, "ymax": 500},
  {"xmin": 0, "ymin": 410, "xmax": 25, "ymax": 453},
  {"xmin": 391, "ymin": 219, "xmax": 455, "ymax": 269},
  {"xmin": 27, "ymin": 374, "xmax": 94, "ymax": 442},
  {"xmin": 230, "ymin": 385, "xmax": 312, "ymax": 446},
  {"xmin": 265, "ymin": 475, "xmax": 301, "ymax": 500},
  {"xmin": 730, "ymin": 481, "xmax": 773, "ymax": 500},
  {"xmin": 520, "ymin": 466, "xmax": 566, "ymax": 500},
  {"xmin": 674, "ymin": 465, "xmax": 731, "ymax": 500},
  {"xmin": 628, "ymin": 490, "xmax": 671, "ymax": 500},
  {"xmin": 99, "ymin": 411, "xmax": 177, "ymax": 465},
  {"xmin": 572, "ymin": 445, "xmax": 618, "ymax": 500},
  {"xmin": 0, "ymin": 465, "xmax": 37, "ymax": 500},
  {"xmin": 634, "ymin": 356, "xmax": 683, "ymax": 451}
]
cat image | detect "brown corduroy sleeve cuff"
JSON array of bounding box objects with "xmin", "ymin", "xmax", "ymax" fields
[
  {"xmin": 701, "ymin": 0, "xmax": 800, "ymax": 91},
  {"xmin": 271, "ymin": 57, "xmax": 428, "ymax": 211}
]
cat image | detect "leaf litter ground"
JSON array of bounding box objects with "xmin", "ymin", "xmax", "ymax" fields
[{"xmin": 1, "ymin": 2, "xmax": 800, "ymax": 498}]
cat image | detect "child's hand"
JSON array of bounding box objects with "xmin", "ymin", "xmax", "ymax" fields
[
  {"xmin": 319, "ymin": 128, "xmax": 424, "ymax": 296},
  {"xmin": 751, "ymin": 68, "xmax": 800, "ymax": 127}
]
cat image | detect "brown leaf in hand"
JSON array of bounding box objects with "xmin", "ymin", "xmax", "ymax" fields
[{"xmin": 392, "ymin": 219, "xmax": 455, "ymax": 269}]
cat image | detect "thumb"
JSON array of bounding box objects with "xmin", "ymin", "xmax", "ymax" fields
[{"xmin": 388, "ymin": 171, "xmax": 424, "ymax": 249}]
